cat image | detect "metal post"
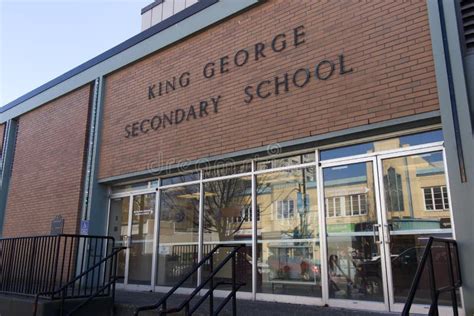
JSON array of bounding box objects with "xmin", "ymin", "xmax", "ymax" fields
[
  {"xmin": 209, "ymin": 255, "xmax": 214, "ymax": 314},
  {"xmin": 162, "ymin": 300, "xmax": 167, "ymax": 315},
  {"xmin": 446, "ymin": 242, "xmax": 459, "ymax": 316},
  {"xmin": 232, "ymin": 252, "xmax": 237, "ymax": 316},
  {"xmin": 428, "ymin": 249, "xmax": 439, "ymax": 316}
]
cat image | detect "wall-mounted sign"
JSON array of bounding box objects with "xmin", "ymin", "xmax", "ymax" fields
[
  {"xmin": 80, "ymin": 220, "xmax": 90, "ymax": 235},
  {"xmin": 133, "ymin": 209, "xmax": 154, "ymax": 216},
  {"xmin": 50, "ymin": 215, "xmax": 64, "ymax": 235},
  {"xmin": 124, "ymin": 24, "xmax": 353, "ymax": 139}
]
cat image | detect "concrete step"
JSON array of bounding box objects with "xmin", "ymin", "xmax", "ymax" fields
[{"xmin": 114, "ymin": 290, "xmax": 397, "ymax": 316}]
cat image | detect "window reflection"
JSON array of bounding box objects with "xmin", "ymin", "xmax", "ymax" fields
[
  {"xmin": 256, "ymin": 153, "xmax": 315, "ymax": 171},
  {"xmin": 323, "ymin": 162, "xmax": 383, "ymax": 302},
  {"xmin": 203, "ymin": 176, "xmax": 253, "ymax": 292},
  {"xmin": 382, "ymin": 151, "xmax": 451, "ymax": 230},
  {"xmin": 157, "ymin": 185, "xmax": 199, "ymax": 287},
  {"xmin": 381, "ymin": 152, "xmax": 453, "ymax": 305},
  {"xmin": 320, "ymin": 130, "xmax": 443, "ymax": 161},
  {"xmin": 256, "ymin": 167, "xmax": 321, "ymax": 297}
]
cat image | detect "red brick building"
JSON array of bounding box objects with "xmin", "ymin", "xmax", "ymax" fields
[{"xmin": 0, "ymin": 0, "xmax": 473, "ymax": 314}]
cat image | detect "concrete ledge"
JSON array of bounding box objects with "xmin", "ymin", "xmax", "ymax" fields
[{"xmin": 0, "ymin": 293, "xmax": 112, "ymax": 316}]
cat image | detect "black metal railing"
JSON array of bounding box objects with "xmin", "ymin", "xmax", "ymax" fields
[
  {"xmin": 134, "ymin": 244, "xmax": 246, "ymax": 316},
  {"xmin": 33, "ymin": 245, "xmax": 126, "ymax": 316},
  {"xmin": 402, "ymin": 237, "xmax": 462, "ymax": 316},
  {"xmin": 0, "ymin": 234, "xmax": 115, "ymax": 298}
]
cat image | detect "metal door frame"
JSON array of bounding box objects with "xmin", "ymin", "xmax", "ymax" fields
[
  {"xmin": 376, "ymin": 145, "xmax": 461, "ymax": 314},
  {"xmin": 320, "ymin": 156, "xmax": 390, "ymax": 312}
]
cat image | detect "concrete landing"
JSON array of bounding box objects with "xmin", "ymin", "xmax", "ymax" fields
[
  {"xmin": 0, "ymin": 293, "xmax": 112, "ymax": 316},
  {"xmin": 114, "ymin": 290, "xmax": 397, "ymax": 316}
]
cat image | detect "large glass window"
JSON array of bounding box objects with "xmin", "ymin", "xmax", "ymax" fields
[
  {"xmin": 108, "ymin": 128, "xmax": 452, "ymax": 307},
  {"xmin": 202, "ymin": 175, "xmax": 253, "ymax": 292},
  {"xmin": 157, "ymin": 184, "xmax": 199, "ymax": 287},
  {"xmin": 256, "ymin": 166, "xmax": 321, "ymax": 297}
]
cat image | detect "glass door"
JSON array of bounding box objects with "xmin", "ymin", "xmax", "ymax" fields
[
  {"xmin": 378, "ymin": 148, "xmax": 456, "ymax": 313},
  {"xmin": 108, "ymin": 196, "xmax": 130, "ymax": 284},
  {"xmin": 128, "ymin": 193, "xmax": 156, "ymax": 286},
  {"xmin": 108, "ymin": 193, "xmax": 156, "ymax": 287},
  {"xmin": 321, "ymin": 157, "xmax": 388, "ymax": 310}
]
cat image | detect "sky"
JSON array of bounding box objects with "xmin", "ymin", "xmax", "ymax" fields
[{"xmin": 0, "ymin": 0, "xmax": 151, "ymax": 106}]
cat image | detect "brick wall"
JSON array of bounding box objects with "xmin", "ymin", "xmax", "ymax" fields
[
  {"xmin": 0, "ymin": 123, "xmax": 4, "ymax": 153},
  {"xmin": 99, "ymin": 0, "xmax": 439, "ymax": 179},
  {"xmin": 3, "ymin": 85, "xmax": 91, "ymax": 237}
]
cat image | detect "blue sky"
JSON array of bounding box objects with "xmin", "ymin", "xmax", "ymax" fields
[{"xmin": 0, "ymin": 0, "xmax": 151, "ymax": 106}]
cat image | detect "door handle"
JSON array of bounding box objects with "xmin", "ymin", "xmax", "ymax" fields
[
  {"xmin": 372, "ymin": 224, "xmax": 381, "ymax": 245},
  {"xmin": 124, "ymin": 235, "xmax": 132, "ymax": 248}
]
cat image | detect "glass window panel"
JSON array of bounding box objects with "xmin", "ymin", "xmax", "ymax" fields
[
  {"xmin": 321, "ymin": 142, "xmax": 374, "ymax": 161},
  {"xmin": 320, "ymin": 130, "xmax": 443, "ymax": 161},
  {"xmin": 157, "ymin": 184, "xmax": 199, "ymax": 287},
  {"xmin": 324, "ymin": 162, "xmax": 377, "ymax": 232},
  {"xmin": 382, "ymin": 151, "xmax": 450, "ymax": 228},
  {"xmin": 381, "ymin": 152, "xmax": 454, "ymax": 305},
  {"xmin": 111, "ymin": 180, "xmax": 158, "ymax": 194},
  {"xmin": 161, "ymin": 173, "xmax": 199, "ymax": 186},
  {"xmin": 128, "ymin": 193, "xmax": 155, "ymax": 285},
  {"xmin": 203, "ymin": 162, "xmax": 252, "ymax": 179},
  {"xmin": 256, "ymin": 167, "xmax": 321, "ymax": 297},
  {"xmin": 202, "ymin": 176, "xmax": 253, "ymax": 292},
  {"xmin": 256, "ymin": 153, "xmax": 315, "ymax": 171},
  {"xmin": 324, "ymin": 161, "xmax": 383, "ymax": 302},
  {"xmin": 399, "ymin": 130, "xmax": 443, "ymax": 147}
]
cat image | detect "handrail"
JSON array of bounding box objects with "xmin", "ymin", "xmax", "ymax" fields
[
  {"xmin": 33, "ymin": 246, "xmax": 126, "ymax": 316},
  {"xmin": 402, "ymin": 237, "xmax": 462, "ymax": 316},
  {"xmin": 134, "ymin": 244, "xmax": 246, "ymax": 316}
]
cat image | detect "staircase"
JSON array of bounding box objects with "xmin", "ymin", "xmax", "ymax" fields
[{"xmin": 134, "ymin": 244, "xmax": 246, "ymax": 316}]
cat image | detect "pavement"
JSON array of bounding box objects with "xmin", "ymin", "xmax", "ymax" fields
[{"xmin": 114, "ymin": 290, "xmax": 398, "ymax": 315}]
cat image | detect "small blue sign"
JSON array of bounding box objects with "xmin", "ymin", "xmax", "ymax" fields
[
  {"xmin": 80, "ymin": 220, "xmax": 90, "ymax": 235},
  {"xmin": 297, "ymin": 192, "xmax": 310, "ymax": 211}
]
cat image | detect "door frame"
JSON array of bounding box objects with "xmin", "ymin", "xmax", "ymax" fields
[
  {"xmin": 319, "ymin": 155, "xmax": 390, "ymax": 312},
  {"xmin": 319, "ymin": 144, "xmax": 460, "ymax": 313},
  {"xmin": 111, "ymin": 190, "xmax": 156, "ymax": 290},
  {"xmin": 376, "ymin": 144, "xmax": 461, "ymax": 314}
]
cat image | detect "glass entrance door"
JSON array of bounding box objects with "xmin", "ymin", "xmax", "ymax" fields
[
  {"xmin": 321, "ymin": 146, "xmax": 455, "ymax": 312},
  {"xmin": 321, "ymin": 158, "xmax": 388, "ymax": 309},
  {"xmin": 108, "ymin": 193, "xmax": 156, "ymax": 287},
  {"xmin": 378, "ymin": 148, "xmax": 455, "ymax": 313}
]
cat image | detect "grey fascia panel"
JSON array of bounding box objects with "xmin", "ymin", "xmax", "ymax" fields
[{"xmin": 0, "ymin": 0, "xmax": 260, "ymax": 123}]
